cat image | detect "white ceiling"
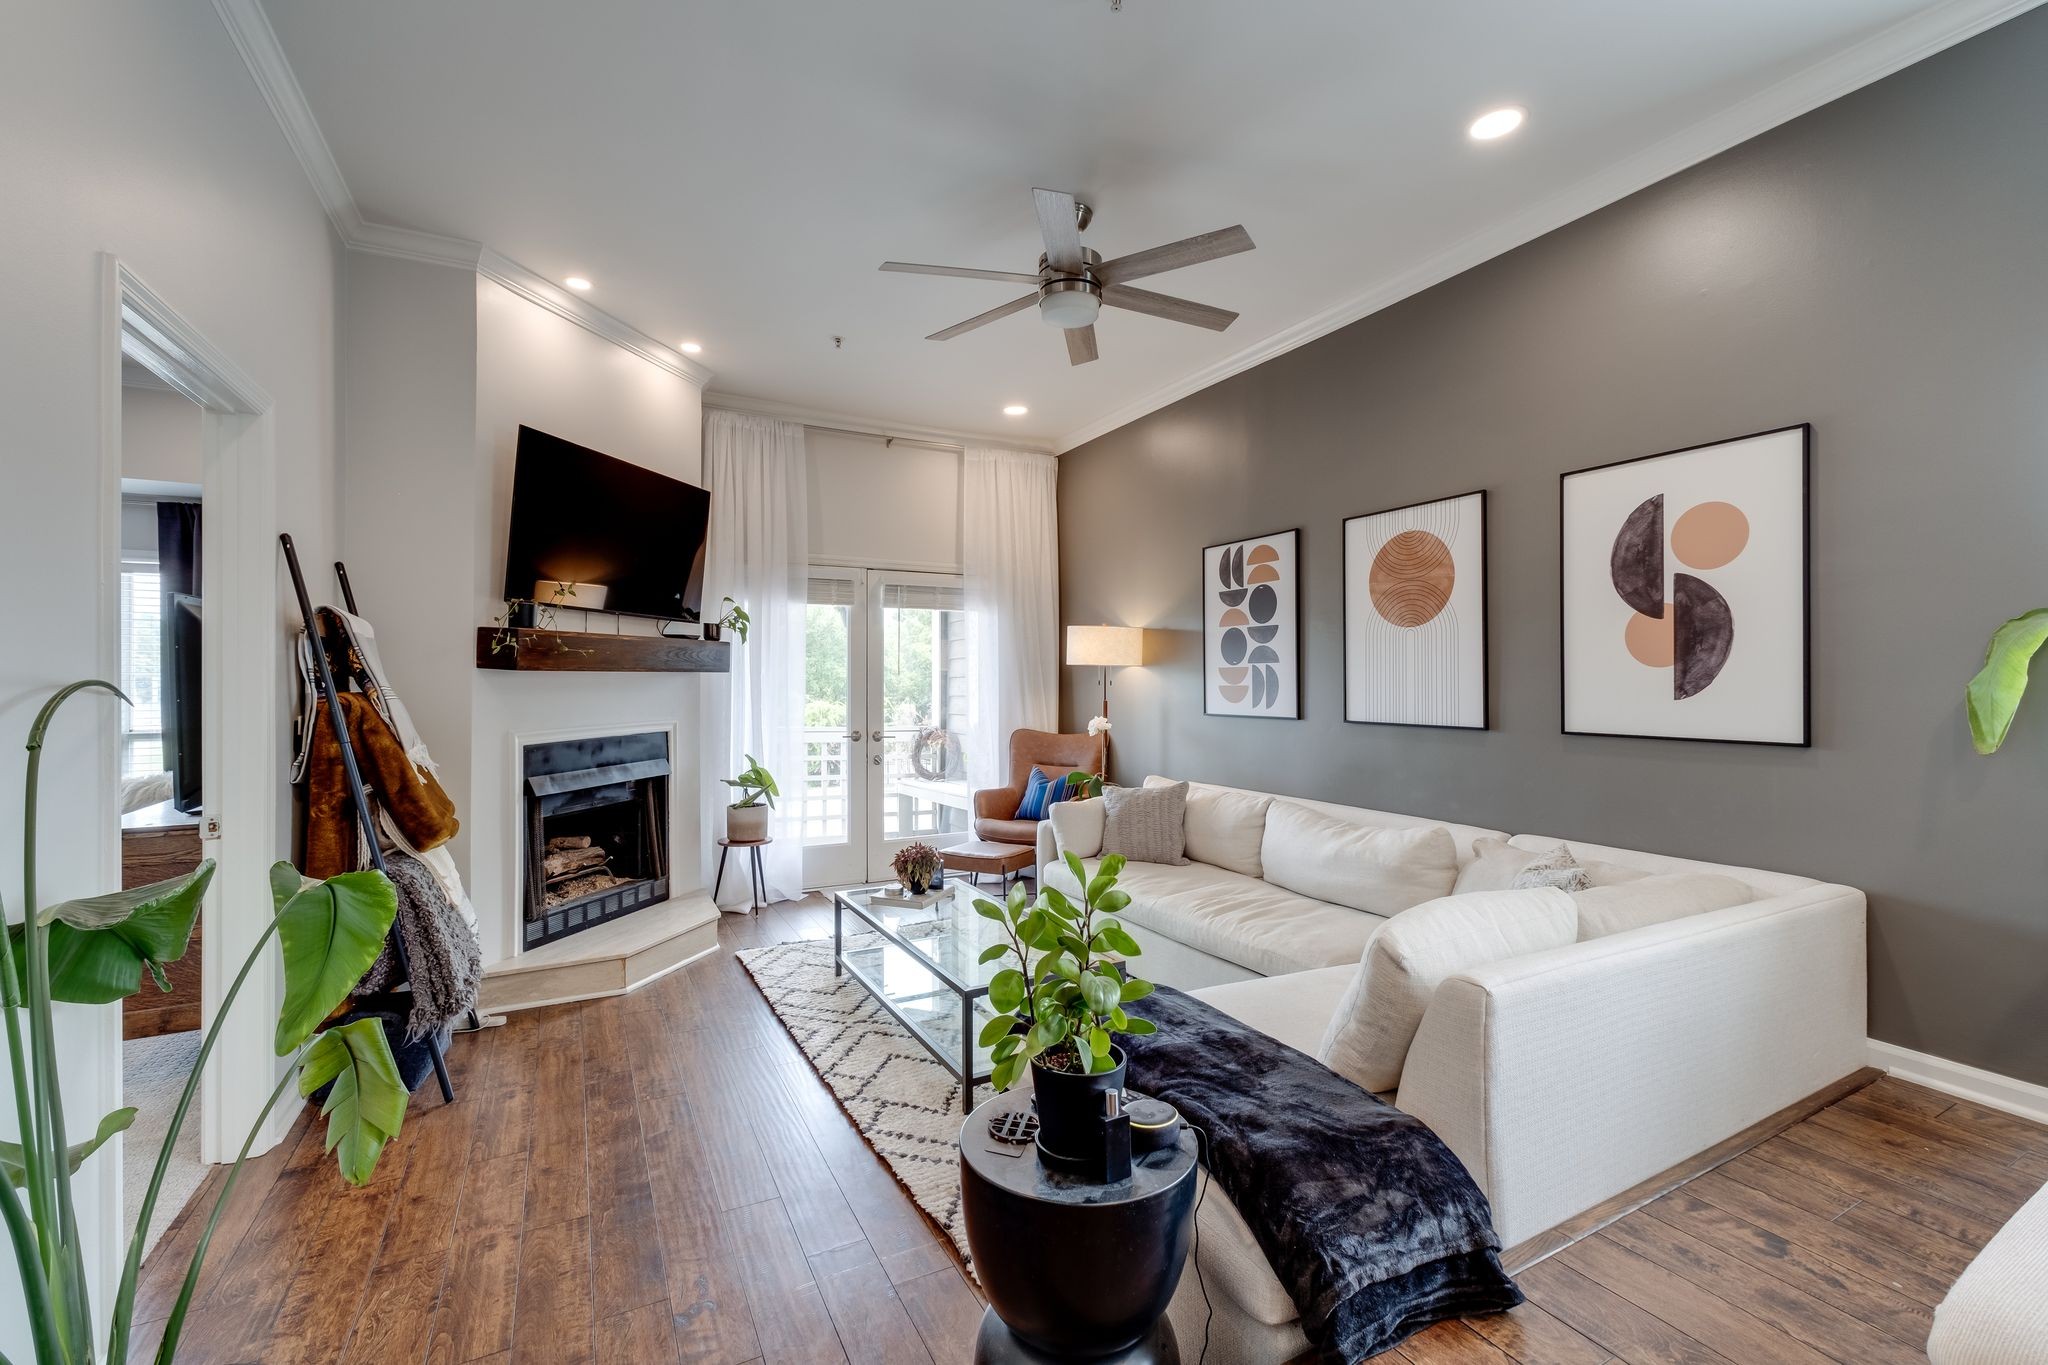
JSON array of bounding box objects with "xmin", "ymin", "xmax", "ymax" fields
[{"xmin": 258, "ymin": 0, "xmax": 2022, "ymax": 449}]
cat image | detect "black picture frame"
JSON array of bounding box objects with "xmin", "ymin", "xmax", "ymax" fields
[
  {"xmin": 1200, "ymin": 527, "xmax": 1303, "ymax": 720},
  {"xmin": 1558, "ymin": 423, "xmax": 1812, "ymax": 747},
  {"xmin": 1340, "ymin": 489, "xmax": 1491, "ymax": 731}
]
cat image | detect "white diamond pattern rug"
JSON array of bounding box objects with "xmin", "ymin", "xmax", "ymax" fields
[{"xmin": 736, "ymin": 937, "xmax": 975, "ymax": 1260}]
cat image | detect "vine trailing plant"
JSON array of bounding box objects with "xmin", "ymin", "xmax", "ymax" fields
[
  {"xmin": 2, "ymin": 682, "xmax": 408, "ymax": 1364},
  {"xmin": 1966, "ymin": 608, "xmax": 2048, "ymax": 755},
  {"xmin": 973, "ymin": 852, "xmax": 1157, "ymax": 1091}
]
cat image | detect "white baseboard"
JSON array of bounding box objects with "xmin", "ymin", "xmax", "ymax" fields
[{"xmin": 1868, "ymin": 1038, "xmax": 2048, "ymax": 1124}]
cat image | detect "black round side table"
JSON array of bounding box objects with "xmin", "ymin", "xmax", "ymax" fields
[{"xmin": 960, "ymin": 1089, "xmax": 1198, "ymax": 1363}]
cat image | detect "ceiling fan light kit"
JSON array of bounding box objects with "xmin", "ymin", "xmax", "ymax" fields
[{"xmin": 879, "ymin": 187, "xmax": 1253, "ymax": 365}]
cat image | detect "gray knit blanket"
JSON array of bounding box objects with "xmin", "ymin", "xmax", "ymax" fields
[{"xmin": 358, "ymin": 849, "xmax": 482, "ymax": 1041}]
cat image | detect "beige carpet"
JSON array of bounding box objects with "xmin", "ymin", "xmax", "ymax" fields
[
  {"xmin": 736, "ymin": 937, "xmax": 974, "ymax": 1260},
  {"xmin": 122, "ymin": 1031, "xmax": 206, "ymax": 1259}
]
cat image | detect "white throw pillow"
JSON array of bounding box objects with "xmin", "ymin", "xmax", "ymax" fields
[
  {"xmin": 1178, "ymin": 786, "xmax": 1272, "ymax": 878},
  {"xmin": 1572, "ymin": 872, "xmax": 1752, "ymax": 940},
  {"xmin": 1048, "ymin": 797, "xmax": 1105, "ymax": 859},
  {"xmin": 1452, "ymin": 837, "xmax": 1651, "ymax": 894},
  {"xmin": 1259, "ymin": 802, "xmax": 1459, "ymax": 915},
  {"xmin": 1318, "ymin": 888, "xmax": 1578, "ymax": 1093}
]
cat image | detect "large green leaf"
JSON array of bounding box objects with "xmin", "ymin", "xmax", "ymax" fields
[
  {"xmin": 274, "ymin": 867, "xmax": 398, "ymax": 1055},
  {"xmin": 299, "ymin": 1018, "xmax": 407, "ymax": 1186},
  {"xmin": 1967, "ymin": 609, "xmax": 2048, "ymax": 755},
  {"xmin": 8, "ymin": 862, "xmax": 214, "ymax": 1004},
  {"xmin": 0, "ymin": 1107, "xmax": 136, "ymax": 1188}
]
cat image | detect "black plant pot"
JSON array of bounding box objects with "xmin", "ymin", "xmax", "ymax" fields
[
  {"xmin": 702, "ymin": 623, "xmax": 722, "ymax": 641},
  {"xmin": 1032, "ymin": 1046, "xmax": 1127, "ymax": 1168}
]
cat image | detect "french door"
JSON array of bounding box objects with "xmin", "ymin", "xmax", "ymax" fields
[{"xmin": 802, "ymin": 567, "xmax": 974, "ymax": 887}]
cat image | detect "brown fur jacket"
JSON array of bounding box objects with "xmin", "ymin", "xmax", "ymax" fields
[{"xmin": 304, "ymin": 692, "xmax": 459, "ymax": 879}]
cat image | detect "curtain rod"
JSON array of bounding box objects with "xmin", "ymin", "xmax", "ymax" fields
[{"xmin": 801, "ymin": 422, "xmax": 962, "ymax": 454}]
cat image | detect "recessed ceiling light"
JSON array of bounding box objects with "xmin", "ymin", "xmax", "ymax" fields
[
  {"xmin": 1468, "ymin": 106, "xmax": 1525, "ymax": 141},
  {"xmin": 1003, "ymin": 404, "xmax": 1029, "ymax": 417},
  {"xmin": 678, "ymin": 341, "xmax": 703, "ymax": 355},
  {"xmin": 563, "ymin": 276, "xmax": 592, "ymax": 291}
]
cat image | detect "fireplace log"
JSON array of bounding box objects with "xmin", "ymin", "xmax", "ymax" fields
[
  {"xmin": 546, "ymin": 835, "xmax": 593, "ymax": 852},
  {"xmin": 542, "ymin": 845, "xmax": 611, "ymax": 878}
]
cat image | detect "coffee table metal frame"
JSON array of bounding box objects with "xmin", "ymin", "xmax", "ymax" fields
[{"xmin": 833, "ymin": 884, "xmax": 997, "ymax": 1113}]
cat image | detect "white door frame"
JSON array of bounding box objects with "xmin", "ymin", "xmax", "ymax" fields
[
  {"xmin": 99, "ymin": 260, "xmax": 285, "ymax": 1235},
  {"xmin": 801, "ymin": 568, "xmax": 869, "ymax": 889},
  {"xmin": 863, "ymin": 568, "xmax": 970, "ymax": 880}
]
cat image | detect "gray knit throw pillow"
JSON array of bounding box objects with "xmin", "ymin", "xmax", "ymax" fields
[
  {"xmin": 1102, "ymin": 781, "xmax": 1190, "ymax": 865},
  {"xmin": 1510, "ymin": 844, "xmax": 1590, "ymax": 892}
]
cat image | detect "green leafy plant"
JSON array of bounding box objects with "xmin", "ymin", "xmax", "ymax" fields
[
  {"xmin": 972, "ymin": 852, "xmax": 1156, "ymax": 1091},
  {"xmin": 1064, "ymin": 770, "xmax": 1104, "ymax": 800},
  {"xmin": 1967, "ymin": 609, "xmax": 2048, "ymax": 755},
  {"xmin": 716, "ymin": 596, "xmax": 751, "ymax": 644},
  {"xmin": 2, "ymin": 682, "xmax": 407, "ymax": 1365},
  {"xmin": 722, "ymin": 754, "xmax": 779, "ymax": 809}
]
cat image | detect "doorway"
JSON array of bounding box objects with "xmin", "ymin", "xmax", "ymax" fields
[{"xmin": 802, "ymin": 568, "xmax": 973, "ymax": 886}]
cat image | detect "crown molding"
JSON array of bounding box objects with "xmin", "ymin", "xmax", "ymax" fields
[
  {"xmin": 210, "ymin": 0, "xmax": 711, "ymax": 389},
  {"xmin": 1053, "ymin": 0, "xmax": 2047, "ymax": 453},
  {"xmin": 703, "ymin": 391, "xmax": 1055, "ymax": 455}
]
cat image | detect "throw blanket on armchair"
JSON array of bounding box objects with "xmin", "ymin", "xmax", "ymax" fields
[{"xmin": 1122, "ymin": 986, "xmax": 1522, "ymax": 1362}]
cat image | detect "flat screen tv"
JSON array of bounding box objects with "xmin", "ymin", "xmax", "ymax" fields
[{"xmin": 502, "ymin": 426, "xmax": 711, "ymax": 621}]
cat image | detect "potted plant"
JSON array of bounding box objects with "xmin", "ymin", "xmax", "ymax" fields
[
  {"xmin": 891, "ymin": 841, "xmax": 942, "ymax": 895},
  {"xmin": 722, "ymin": 754, "xmax": 777, "ymax": 841},
  {"xmin": 1967, "ymin": 608, "xmax": 2048, "ymax": 754},
  {"xmin": 702, "ymin": 596, "xmax": 750, "ymax": 643},
  {"xmin": 2, "ymin": 682, "xmax": 407, "ymax": 1365},
  {"xmin": 974, "ymin": 852, "xmax": 1156, "ymax": 1164}
]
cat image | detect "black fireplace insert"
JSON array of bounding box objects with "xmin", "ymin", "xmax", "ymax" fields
[{"xmin": 521, "ymin": 731, "xmax": 671, "ymax": 950}]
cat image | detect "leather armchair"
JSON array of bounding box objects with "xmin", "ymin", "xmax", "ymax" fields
[{"xmin": 971, "ymin": 728, "xmax": 1107, "ymax": 846}]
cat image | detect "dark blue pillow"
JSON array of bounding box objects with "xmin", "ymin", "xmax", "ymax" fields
[{"xmin": 1016, "ymin": 768, "xmax": 1068, "ymax": 821}]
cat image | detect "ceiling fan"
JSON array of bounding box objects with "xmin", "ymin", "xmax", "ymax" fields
[{"xmin": 880, "ymin": 188, "xmax": 1254, "ymax": 366}]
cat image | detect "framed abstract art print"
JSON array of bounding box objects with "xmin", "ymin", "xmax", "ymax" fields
[
  {"xmin": 1343, "ymin": 491, "xmax": 1489, "ymax": 729},
  {"xmin": 1202, "ymin": 528, "xmax": 1300, "ymax": 719},
  {"xmin": 1560, "ymin": 424, "xmax": 1810, "ymax": 745}
]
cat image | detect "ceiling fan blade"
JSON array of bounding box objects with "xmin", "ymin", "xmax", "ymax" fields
[
  {"xmin": 1065, "ymin": 324, "xmax": 1099, "ymax": 366},
  {"xmin": 1032, "ymin": 187, "xmax": 1086, "ymax": 273},
  {"xmin": 1101, "ymin": 284, "xmax": 1238, "ymax": 332},
  {"xmin": 880, "ymin": 261, "xmax": 1042, "ymax": 285},
  {"xmin": 1097, "ymin": 225, "xmax": 1255, "ymax": 286},
  {"xmin": 926, "ymin": 293, "xmax": 1038, "ymax": 341}
]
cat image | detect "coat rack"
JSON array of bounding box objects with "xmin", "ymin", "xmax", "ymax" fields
[{"xmin": 281, "ymin": 534, "xmax": 455, "ymax": 1103}]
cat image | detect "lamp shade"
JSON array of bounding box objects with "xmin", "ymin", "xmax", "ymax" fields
[{"xmin": 1066, "ymin": 625, "xmax": 1144, "ymax": 668}]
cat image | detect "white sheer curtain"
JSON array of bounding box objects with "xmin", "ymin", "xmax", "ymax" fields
[
  {"xmin": 702, "ymin": 410, "xmax": 809, "ymax": 904},
  {"xmin": 962, "ymin": 446, "xmax": 1060, "ymax": 793}
]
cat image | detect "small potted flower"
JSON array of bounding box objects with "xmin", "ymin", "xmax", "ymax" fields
[{"xmin": 891, "ymin": 841, "xmax": 942, "ymax": 895}]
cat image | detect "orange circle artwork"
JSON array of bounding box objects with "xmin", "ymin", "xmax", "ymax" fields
[
  {"xmin": 1369, "ymin": 530, "xmax": 1455, "ymax": 628},
  {"xmin": 1671, "ymin": 501, "xmax": 1749, "ymax": 570},
  {"xmin": 1624, "ymin": 607, "xmax": 1675, "ymax": 667}
]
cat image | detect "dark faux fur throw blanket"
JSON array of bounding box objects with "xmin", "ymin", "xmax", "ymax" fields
[
  {"xmin": 357, "ymin": 849, "xmax": 481, "ymax": 1042},
  {"xmin": 1121, "ymin": 986, "xmax": 1522, "ymax": 1362}
]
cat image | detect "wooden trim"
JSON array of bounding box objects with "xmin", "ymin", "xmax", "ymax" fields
[
  {"xmin": 1501, "ymin": 1066, "xmax": 1883, "ymax": 1274},
  {"xmin": 475, "ymin": 627, "xmax": 731, "ymax": 673}
]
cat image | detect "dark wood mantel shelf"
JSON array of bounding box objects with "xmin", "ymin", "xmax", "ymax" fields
[{"xmin": 475, "ymin": 626, "xmax": 731, "ymax": 673}]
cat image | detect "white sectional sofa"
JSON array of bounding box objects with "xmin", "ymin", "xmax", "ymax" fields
[{"xmin": 1039, "ymin": 776, "xmax": 1869, "ymax": 1364}]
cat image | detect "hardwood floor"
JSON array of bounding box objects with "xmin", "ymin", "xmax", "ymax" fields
[{"xmin": 134, "ymin": 898, "xmax": 2041, "ymax": 1364}]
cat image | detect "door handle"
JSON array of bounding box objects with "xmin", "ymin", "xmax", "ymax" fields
[
  {"xmin": 869, "ymin": 729, "xmax": 885, "ymax": 742},
  {"xmin": 845, "ymin": 733, "xmax": 861, "ymax": 741}
]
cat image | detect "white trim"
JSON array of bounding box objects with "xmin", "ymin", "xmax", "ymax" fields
[
  {"xmin": 705, "ymin": 391, "xmax": 1052, "ymax": 456},
  {"xmin": 1051, "ymin": 0, "xmax": 2048, "ymax": 453},
  {"xmin": 1868, "ymin": 1038, "xmax": 2048, "ymax": 1125},
  {"xmin": 208, "ymin": 0, "xmax": 710, "ymax": 389}
]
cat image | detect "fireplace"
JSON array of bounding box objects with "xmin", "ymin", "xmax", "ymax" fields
[{"xmin": 521, "ymin": 731, "xmax": 671, "ymax": 950}]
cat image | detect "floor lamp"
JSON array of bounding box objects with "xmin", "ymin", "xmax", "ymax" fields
[{"xmin": 1065, "ymin": 625, "xmax": 1145, "ymax": 720}]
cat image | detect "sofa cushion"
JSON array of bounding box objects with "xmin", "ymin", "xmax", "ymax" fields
[
  {"xmin": 975, "ymin": 816, "xmax": 1041, "ymax": 847},
  {"xmin": 1149, "ymin": 777, "xmax": 1271, "ymax": 878},
  {"xmin": 1103, "ymin": 781, "xmax": 1190, "ymax": 865},
  {"xmin": 1506, "ymin": 833, "xmax": 1820, "ymax": 899},
  {"xmin": 1193, "ymin": 964, "xmax": 1355, "ymax": 1057},
  {"xmin": 1149, "ymin": 776, "xmax": 1510, "ymax": 863},
  {"xmin": 1260, "ymin": 801, "xmax": 1458, "ymax": 916},
  {"xmin": 1572, "ymin": 872, "xmax": 1752, "ymax": 940},
  {"xmin": 1318, "ymin": 888, "xmax": 1577, "ymax": 1093},
  {"xmin": 1043, "ymin": 858, "xmax": 1383, "ymax": 978},
  {"xmin": 1047, "ymin": 797, "xmax": 1105, "ymax": 858},
  {"xmin": 1452, "ymin": 837, "xmax": 1650, "ymax": 895}
]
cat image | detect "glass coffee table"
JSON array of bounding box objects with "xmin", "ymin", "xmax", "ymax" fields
[{"xmin": 833, "ymin": 882, "xmax": 1015, "ymax": 1113}]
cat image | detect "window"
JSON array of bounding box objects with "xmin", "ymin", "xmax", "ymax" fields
[{"xmin": 119, "ymin": 569, "xmax": 164, "ymax": 779}]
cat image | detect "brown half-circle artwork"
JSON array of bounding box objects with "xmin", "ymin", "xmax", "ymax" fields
[
  {"xmin": 1217, "ymin": 666, "xmax": 1249, "ymax": 684},
  {"xmin": 1246, "ymin": 543, "xmax": 1280, "ymax": 565},
  {"xmin": 1218, "ymin": 684, "xmax": 1250, "ymax": 703},
  {"xmin": 1673, "ymin": 572, "xmax": 1734, "ymax": 699},
  {"xmin": 1247, "ymin": 564, "xmax": 1281, "ymax": 585},
  {"xmin": 1218, "ymin": 608, "xmax": 1251, "ymax": 627},
  {"xmin": 1610, "ymin": 494, "xmax": 1664, "ymax": 616},
  {"xmin": 1368, "ymin": 529, "xmax": 1455, "ymax": 628},
  {"xmin": 1672, "ymin": 501, "xmax": 1750, "ymax": 570},
  {"xmin": 1624, "ymin": 607, "xmax": 1675, "ymax": 667}
]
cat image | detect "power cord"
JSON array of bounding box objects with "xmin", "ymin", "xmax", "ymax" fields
[{"xmin": 1184, "ymin": 1121, "xmax": 1214, "ymax": 1365}]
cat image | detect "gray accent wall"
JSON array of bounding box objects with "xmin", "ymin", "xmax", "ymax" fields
[{"xmin": 1057, "ymin": 10, "xmax": 2048, "ymax": 1083}]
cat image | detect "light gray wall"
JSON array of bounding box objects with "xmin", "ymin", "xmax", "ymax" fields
[{"xmin": 1058, "ymin": 11, "xmax": 2048, "ymax": 1082}]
